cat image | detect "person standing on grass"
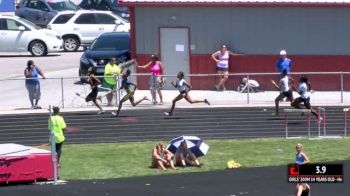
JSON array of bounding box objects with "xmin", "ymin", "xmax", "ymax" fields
[
  {"xmin": 103, "ymin": 58, "xmax": 122, "ymax": 106},
  {"xmin": 24, "ymin": 60, "xmax": 45, "ymax": 109},
  {"xmin": 48, "ymin": 106, "xmax": 67, "ymax": 167},
  {"xmin": 164, "ymin": 71, "xmax": 210, "ymax": 116},
  {"xmin": 85, "ymin": 67, "xmax": 104, "ymax": 115},
  {"xmin": 271, "ymin": 70, "xmax": 294, "ymax": 116},
  {"xmin": 211, "ymin": 44, "xmax": 242, "ymax": 91},
  {"xmin": 111, "ymin": 69, "xmax": 149, "ymax": 117},
  {"xmin": 138, "ymin": 54, "xmax": 166, "ymax": 105}
]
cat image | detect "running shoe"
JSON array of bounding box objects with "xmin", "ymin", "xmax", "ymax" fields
[
  {"xmin": 164, "ymin": 112, "xmax": 172, "ymax": 116},
  {"xmin": 111, "ymin": 112, "xmax": 118, "ymax": 117},
  {"xmin": 215, "ymin": 85, "xmax": 220, "ymax": 91},
  {"xmin": 97, "ymin": 110, "xmax": 105, "ymax": 115},
  {"xmin": 271, "ymin": 112, "xmax": 279, "ymax": 116},
  {"xmin": 318, "ymin": 116, "xmax": 324, "ymax": 122},
  {"xmin": 204, "ymin": 99, "xmax": 210, "ymax": 105}
]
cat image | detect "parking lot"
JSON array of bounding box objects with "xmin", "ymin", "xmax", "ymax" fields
[{"xmin": 0, "ymin": 51, "xmax": 83, "ymax": 80}]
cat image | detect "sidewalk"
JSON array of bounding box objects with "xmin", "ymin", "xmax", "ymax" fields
[{"xmin": 1, "ymin": 90, "xmax": 349, "ymax": 115}]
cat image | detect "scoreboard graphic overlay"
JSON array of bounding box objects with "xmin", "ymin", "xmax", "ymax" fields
[{"xmin": 288, "ymin": 164, "xmax": 343, "ymax": 183}]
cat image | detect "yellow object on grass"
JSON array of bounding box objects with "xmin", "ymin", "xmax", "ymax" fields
[{"xmin": 226, "ymin": 160, "xmax": 242, "ymax": 169}]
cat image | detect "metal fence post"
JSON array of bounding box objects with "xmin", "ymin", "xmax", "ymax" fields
[
  {"xmin": 115, "ymin": 74, "xmax": 120, "ymax": 106},
  {"xmin": 247, "ymin": 75, "xmax": 250, "ymax": 104},
  {"xmin": 60, "ymin": 78, "xmax": 64, "ymax": 108},
  {"xmin": 340, "ymin": 72, "xmax": 344, "ymax": 103}
]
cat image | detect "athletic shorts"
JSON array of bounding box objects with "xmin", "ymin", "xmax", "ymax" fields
[
  {"xmin": 300, "ymin": 97, "xmax": 310, "ymax": 105},
  {"xmin": 216, "ymin": 67, "xmax": 228, "ymax": 72},
  {"xmin": 121, "ymin": 90, "xmax": 135, "ymax": 102},
  {"xmin": 85, "ymin": 87, "xmax": 98, "ymax": 102},
  {"xmin": 282, "ymin": 91, "xmax": 293, "ymax": 99},
  {"xmin": 179, "ymin": 90, "xmax": 188, "ymax": 94}
]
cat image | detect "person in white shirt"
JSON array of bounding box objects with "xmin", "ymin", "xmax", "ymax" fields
[
  {"xmin": 240, "ymin": 77, "xmax": 260, "ymax": 93},
  {"xmin": 164, "ymin": 71, "xmax": 210, "ymax": 116},
  {"xmin": 291, "ymin": 76, "xmax": 322, "ymax": 120},
  {"xmin": 271, "ymin": 70, "xmax": 294, "ymax": 116}
]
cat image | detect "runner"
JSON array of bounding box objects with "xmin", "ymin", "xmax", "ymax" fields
[
  {"xmin": 291, "ymin": 76, "xmax": 322, "ymax": 120},
  {"xmin": 164, "ymin": 71, "xmax": 210, "ymax": 116},
  {"xmin": 85, "ymin": 67, "xmax": 104, "ymax": 114},
  {"xmin": 112, "ymin": 69, "xmax": 149, "ymax": 117},
  {"xmin": 271, "ymin": 69, "xmax": 294, "ymax": 116}
]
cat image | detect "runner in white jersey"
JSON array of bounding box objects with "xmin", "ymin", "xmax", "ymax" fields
[
  {"xmin": 164, "ymin": 71, "xmax": 210, "ymax": 116},
  {"xmin": 271, "ymin": 70, "xmax": 294, "ymax": 116},
  {"xmin": 291, "ymin": 76, "xmax": 322, "ymax": 120}
]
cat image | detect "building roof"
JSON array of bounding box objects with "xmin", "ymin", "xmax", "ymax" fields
[{"xmin": 119, "ymin": 0, "xmax": 350, "ymax": 7}]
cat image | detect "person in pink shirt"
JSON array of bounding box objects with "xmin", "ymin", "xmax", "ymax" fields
[{"xmin": 138, "ymin": 54, "xmax": 166, "ymax": 105}]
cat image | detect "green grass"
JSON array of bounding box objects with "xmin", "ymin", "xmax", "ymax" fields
[{"xmin": 59, "ymin": 138, "xmax": 350, "ymax": 180}]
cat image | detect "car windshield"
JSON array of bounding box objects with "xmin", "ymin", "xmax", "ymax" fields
[
  {"xmin": 111, "ymin": 12, "xmax": 128, "ymax": 24},
  {"xmin": 17, "ymin": 17, "xmax": 41, "ymax": 30},
  {"xmin": 90, "ymin": 36, "xmax": 129, "ymax": 51},
  {"xmin": 48, "ymin": 0, "xmax": 77, "ymax": 11}
]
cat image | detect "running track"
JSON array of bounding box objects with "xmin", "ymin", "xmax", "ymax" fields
[
  {"xmin": 0, "ymin": 106, "xmax": 346, "ymax": 146},
  {"xmin": 0, "ymin": 106, "xmax": 349, "ymax": 195}
]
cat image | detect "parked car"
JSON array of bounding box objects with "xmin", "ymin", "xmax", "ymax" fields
[
  {"xmin": 0, "ymin": 15, "xmax": 63, "ymax": 56},
  {"xmin": 79, "ymin": 32, "xmax": 130, "ymax": 80},
  {"xmin": 79, "ymin": 0, "xmax": 129, "ymax": 20},
  {"xmin": 48, "ymin": 10, "xmax": 130, "ymax": 52},
  {"xmin": 15, "ymin": 0, "xmax": 78, "ymax": 27}
]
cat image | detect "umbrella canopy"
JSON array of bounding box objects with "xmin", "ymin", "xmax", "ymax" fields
[{"xmin": 167, "ymin": 136, "xmax": 209, "ymax": 157}]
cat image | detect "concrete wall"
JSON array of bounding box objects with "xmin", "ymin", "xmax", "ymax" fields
[{"xmin": 134, "ymin": 6, "xmax": 350, "ymax": 55}]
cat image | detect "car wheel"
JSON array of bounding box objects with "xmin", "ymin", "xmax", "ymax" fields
[
  {"xmin": 63, "ymin": 36, "xmax": 80, "ymax": 52},
  {"xmin": 29, "ymin": 40, "xmax": 47, "ymax": 56}
]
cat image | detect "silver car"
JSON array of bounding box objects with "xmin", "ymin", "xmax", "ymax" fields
[
  {"xmin": 15, "ymin": 0, "xmax": 78, "ymax": 27},
  {"xmin": 0, "ymin": 15, "xmax": 63, "ymax": 56}
]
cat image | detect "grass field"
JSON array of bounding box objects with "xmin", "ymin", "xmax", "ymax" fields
[{"xmin": 59, "ymin": 138, "xmax": 350, "ymax": 180}]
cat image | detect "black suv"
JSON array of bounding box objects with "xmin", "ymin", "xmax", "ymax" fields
[
  {"xmin": 79, "ymin": 32, "xmax": 130, "ymax": 80},
  {"xmin": 79, "ymin": 0, "xmax": 129, "ymax": 20}
]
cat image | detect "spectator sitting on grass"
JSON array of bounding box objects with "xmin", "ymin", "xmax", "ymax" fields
[
  {"xmin": 175, "ymin": 141, "xmax": 200, "ymax": 167},
  {"xmin": 151, "ymin": 142, "xmax": 176, "ymax": 170}
]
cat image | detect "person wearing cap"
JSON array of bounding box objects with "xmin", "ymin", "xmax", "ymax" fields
[
  {"xmin": 276, "ymin": 50, "xmax": 292, "ymax": 75},
  {"xmin": 138, "ymin": 54, "xmax": 165, "ymax": 105},
  {"xmin": 48, "ymin": 106, "xmax": 67, "ymax": 167},
  {"xmin": 211, "ymin": 44, "xmax": 243, "ymax": 91},
  {"xmin": 103, "ymin": 58, "xmax": 122, "ymax": 106}
]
